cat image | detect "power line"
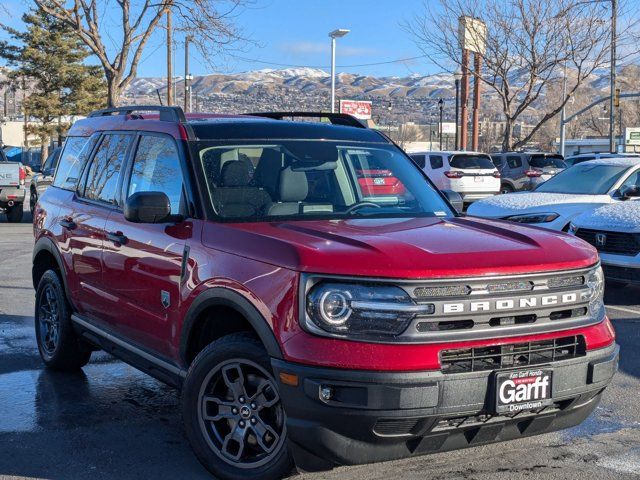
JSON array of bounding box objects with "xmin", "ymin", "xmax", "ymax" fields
[{"xmin": 227, "ymin": 53, "xmax": 432, "ymax": 69}]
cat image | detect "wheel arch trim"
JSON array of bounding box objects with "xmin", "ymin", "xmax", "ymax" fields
[{"xmin": 180, "ymin": 287, "xmax": 284, "ymax": 366}]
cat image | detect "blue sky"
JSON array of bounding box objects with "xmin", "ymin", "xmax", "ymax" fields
[{"xmin": 1, "ymin": 0, "xmax": 441, "ymax": 79}]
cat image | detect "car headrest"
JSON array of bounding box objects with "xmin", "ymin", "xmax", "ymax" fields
[
  {"xmin": 279, "ymin": 166, "xmax": 308, "ymax": 202},
  {"xmin": 220, "ymin": 161, "xmax": 251, "ymax": 187}
]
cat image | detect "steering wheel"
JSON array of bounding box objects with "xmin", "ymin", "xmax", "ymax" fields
[{"xmin": 345, "ymin": 201, "xmax": 383, "ymax": 214}]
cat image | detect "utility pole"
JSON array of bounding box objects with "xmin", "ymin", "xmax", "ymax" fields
[
  {"xmin": 609, "ymin": 0, "xmax": 617, "ymax": 153},
  {"xmin": 166, "ymin": 8, "xmax": 173, "ymax": 106},
  {"xmin": 559, "ymin": 61, "xmax": 568, "ymax": 156},
  {"xmin": 184, "ymin": 36, "xmax": 192, "ymax": 112}
]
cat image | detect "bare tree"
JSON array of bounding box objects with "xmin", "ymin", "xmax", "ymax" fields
[
  {"xmin": 405, "ymin": 0, "xmax": 625, "ymax": 151},
  {"xmin": 35, "ymin": 0, "xmax": 250, "ymax": 107}
]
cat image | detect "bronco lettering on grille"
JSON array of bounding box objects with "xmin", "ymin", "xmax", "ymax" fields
[{"xmin": 442, "ymin": 293, "xmax": 578, "ymax": 314}]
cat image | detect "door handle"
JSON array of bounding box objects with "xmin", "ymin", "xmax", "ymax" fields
[
  {"xmin": 59, "ymin": 219, "xmax": 76, "ymax": 230},
  {"xmin": 106, "ymin": 231, "xmax": 128, "ymax": 245}
]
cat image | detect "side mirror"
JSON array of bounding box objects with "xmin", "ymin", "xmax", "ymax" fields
[
  {"xmin": 442, "ymin": 189, "xmax": 464, "ymax": 213},
  {"xmin": 125, "ymin": 191, "xmax": 173, "ymax": 223},
  {"xmin": 620, "ymin": 185, "xmax": 640, "ymax": 200}
]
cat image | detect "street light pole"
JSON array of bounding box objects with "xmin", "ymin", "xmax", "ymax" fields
[
  {"xmin": 609, "ymin": 0, "xmax": 617, "ymax": 153},
  {"xmin": 329, "ymin": 29, "xmax": 349, "ymax": 113},
  {"xmin": 438, "ymin": 98, "xmax": 444, "ymax": 149},
  {"xmin": 454, "ymin": 70, "xmax": 462, "ymax": 150},
  {"xmin": 560, "ymin": 61, "xmax": 567, "ymax": 156},
  {"xmin": 184, "ymin": 36, "xmax": 192, "ymax": 112}
]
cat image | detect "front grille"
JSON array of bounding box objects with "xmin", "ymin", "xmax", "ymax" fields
[
  {"xmin": 373, "ymin": 418, "xmax": 421, "ymax": 437},
  {"xmin": 603, "ymin": 264, "xmax": 640, "ymax": 283},
  {"xmin": 575, "ymin": 228, "xmax": 640, "ymax": 256},
  {"xmin": 440, "ymin": 335, "xmax": 586, "ymax": 373}
]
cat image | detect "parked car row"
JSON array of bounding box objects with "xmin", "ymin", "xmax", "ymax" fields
[{"xmin": 468, "ymin": 157, "xmax": 640, "ymax": 287}]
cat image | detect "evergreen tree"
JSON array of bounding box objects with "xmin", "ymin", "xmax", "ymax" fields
[{"xmin": 0, "ymin": 4, "xmax": 106, "ymax": 158}]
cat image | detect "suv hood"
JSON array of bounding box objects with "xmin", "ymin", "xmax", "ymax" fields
[{"xmin": 203, "ymin": 216, "xmax": 597, "ymax": 279}]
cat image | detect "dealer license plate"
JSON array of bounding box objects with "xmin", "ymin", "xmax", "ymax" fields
[
  {"xmin": 474, "ymin": 176, "xmax": 484, "ymax": 182},
  {"xmin": 495, "ymin": 368, "xmax": 553, "ymax": 413}
]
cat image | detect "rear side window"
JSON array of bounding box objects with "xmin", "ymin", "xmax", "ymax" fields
[
  {"xmin": 82, "ymin": 134, "xmax": 131, "ymax": 205},
  {"xmin": 128, "ymin": 135, "xmax": 185, "ymax": 215},
  {"xmin": 410, "ymin": 154, "xmax": 426, "ymax": 168},
  {"xmin": 491, "ymin": 155, "xmax": 504, "ymax": 168},
  {"xmin": 52, "ymin": 137, "xmax": 91, "ymax": 190},
  {"xmin": 507, "ymin": 155, "xmax": 522, "ymax": 168},
  {"xmin": 449, "ymin": 154, "xmax": 494, "ymax": 169},
  {"xmin": 429, "ymin": 155, "xmax": 444, "ymax": 169},
  {"xmin": 529, "ymin": 155, "xmax": 566, "ymax": 168}
]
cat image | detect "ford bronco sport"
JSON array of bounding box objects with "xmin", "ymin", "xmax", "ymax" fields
[{"xmin": 32, "ymin": 106, "xmax": 618, "ymax": 480}]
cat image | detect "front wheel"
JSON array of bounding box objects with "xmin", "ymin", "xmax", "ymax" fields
[{"xmin": 181, "ymin": 333, "xmax": 292, "ymax": 480}]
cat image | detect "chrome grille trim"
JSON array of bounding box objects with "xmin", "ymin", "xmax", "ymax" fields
[{"xmin": 300, "ymin": 265, "xmax": 602, "ymax": 344}]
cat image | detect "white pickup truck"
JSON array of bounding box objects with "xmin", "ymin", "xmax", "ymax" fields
[{"xmin": 0, "ymin": 149, "xmax": 26, "ymax": 222}]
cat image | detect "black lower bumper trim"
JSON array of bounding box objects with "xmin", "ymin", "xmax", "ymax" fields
[{"xmin": 272, "ymin": 343, "xmax": 618, "ymax": 471}]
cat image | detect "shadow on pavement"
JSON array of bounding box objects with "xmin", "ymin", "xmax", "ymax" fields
[{"xmin": 612, "ymin": 319, "xmax": 640, "ymax": 381}]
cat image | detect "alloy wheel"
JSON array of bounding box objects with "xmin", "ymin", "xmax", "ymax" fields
[
  {"xmin": 197, "ymin": 359, "xmax": 286, "ymax": 468},
  {"xmin": 38, "ymin": 284, "xmax": 60, "ymax": 355}
]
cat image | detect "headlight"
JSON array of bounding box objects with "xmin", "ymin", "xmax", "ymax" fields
[
  {"xmin": 305, "ymin": 282, "xmax": 434, "ymax": 339},
  {"xmin": 504, "ymin": 212, "xmax": 560, "ymax": 224},
  {"xmin": 583, "ymin": 266, "xmax": 605, "ymax": 318}
]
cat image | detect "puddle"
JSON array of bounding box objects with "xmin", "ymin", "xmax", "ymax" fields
[{"xmin": 0, "ymin": 361, "xmax": 177, "ymax": 433}]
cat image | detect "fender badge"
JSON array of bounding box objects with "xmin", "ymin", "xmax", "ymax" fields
[{"xmin": 161, "ymin": 290, "xmax": 171, "ymax": 309}]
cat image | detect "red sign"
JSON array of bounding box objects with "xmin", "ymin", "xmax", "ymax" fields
[{"xmin": 339, "ymin": 100, "xmax": 372, "ymax": 120}]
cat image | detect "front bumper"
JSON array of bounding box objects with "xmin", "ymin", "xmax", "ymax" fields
[
  {"xmin": 601, "ymin": 252, "xmax": 640, "ymax": 285},
  {"xmin": 273, "ymin": 342, "xmax": 618, "ymax": 471}
]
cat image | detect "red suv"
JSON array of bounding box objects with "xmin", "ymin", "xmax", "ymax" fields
[{"xmin": 32, "ymin": 106, "xmax": 618, "ymax": 480}]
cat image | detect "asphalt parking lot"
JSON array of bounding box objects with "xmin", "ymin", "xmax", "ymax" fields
[{"xmin": 1, "ymin": 199, "xmax": 639, "ymax": 480}]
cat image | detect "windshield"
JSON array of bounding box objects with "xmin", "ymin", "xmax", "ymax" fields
[
  {"xmin": 195, "ymin": 140, "xmax": 453, "ymax": 221},
  {"xmin": 529, "ymin": 155, "xmax": 566, "ymax": 169},
  {"xmin": 535, "ymin": 164, "xmax": 630, "ymax": 194},
  {"xmin": 449, "ymin": 154, "xmax": 495, "ymax": 169}
]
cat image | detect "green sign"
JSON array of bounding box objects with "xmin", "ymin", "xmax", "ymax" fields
[{"xmin": 630, "ymin": 132, "xmax": 640, "ymax": 140}]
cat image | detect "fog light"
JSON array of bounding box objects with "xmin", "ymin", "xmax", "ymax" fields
[{"xmin": 320, "ymin": 385, "xmax": 333, "ymax": 401}]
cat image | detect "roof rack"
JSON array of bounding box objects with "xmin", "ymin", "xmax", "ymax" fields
[
  {"xmin": 246, "ymin": 111, "xmax": 366, "ymax": 129},
  {"xmin": 88, "ymin": 105, "xmax": 186, "ymax": 122}
]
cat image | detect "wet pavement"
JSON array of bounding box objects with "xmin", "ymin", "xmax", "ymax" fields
[{"xmin": 1, "ymin": 203, "xmax": 639, "ymax": 480}]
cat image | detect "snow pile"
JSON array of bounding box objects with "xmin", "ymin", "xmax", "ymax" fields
[
  {"xmin": 477, "ymin": 192, "xmax": 597, "ymax": 210},
  {"xmin": 574, "ymin": 201, "xmax": 640, "ymax": 231}
]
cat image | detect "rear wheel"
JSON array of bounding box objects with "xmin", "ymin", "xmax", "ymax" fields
[
  {"xmin": 30, "ymin": 188, "xmax": 37, "ymax": 215},
  {"xmin": 6, "ymin": 204, "xmax": 24, "ymax": 223},
  {"xmin": 500, "ymin": 184, "xmax": 514, "ymax": 194},
  {"xmin": 182, "ymin": 333, "xmax": 292, "ymax": 480},
  {"xmin": 35, "ymin": 270, "xmax": 92, "ymax": 370}
]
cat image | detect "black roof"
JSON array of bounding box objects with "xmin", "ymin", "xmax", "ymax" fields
[{"xmin": 188, "ymin": 118, "xmax": 389, "ymax": 143}]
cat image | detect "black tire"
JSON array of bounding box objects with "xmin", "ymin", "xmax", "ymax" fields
[
  {"xmin": 35, "ymin": 270, "xmax": 92, "ymax": 370},
  {"xmin": 500, "ymin": 184, "xmax": 514, "ymax": 194},
  {"xmin": 181, "ymin": 333, "xmax": 292, "ymax": 480},
  {"xmin": 30, "ymin": 188, "xmax": 37, "ymax": 215},
  {"xmin": 6, "ymin": 204, "xmax": 24, "ymax": 223}
]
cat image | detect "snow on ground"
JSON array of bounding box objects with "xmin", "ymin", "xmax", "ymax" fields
[
  {"xmin": 476, "ymin": 192, "xmax": 599, "ymax": 210},
  {"xmin": 574, "ymin": 201, "xmax": 640, "ymax": 231}
]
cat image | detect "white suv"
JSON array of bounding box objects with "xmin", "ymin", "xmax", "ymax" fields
[{"xmin": 409, "ymin": 151, "xmax": 500, "ymax": 204}]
